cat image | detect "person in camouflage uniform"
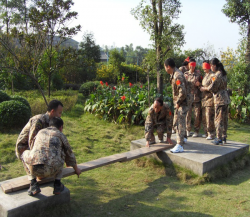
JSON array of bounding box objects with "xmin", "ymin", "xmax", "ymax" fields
[
  {"xmin": 22, "ymin": 117, "xmax": 81, "ymax": 196},
  {"xmin": 145, "ymin": 98, "xmax": 173, "ymax": 147},
  {"xmin": 179, "ymin": 56, "xmax": 192, "ymax": 74},
  {"xmin": 195, "ymin": 60, "xmax": 215, "ymax": 140},
  {"xmin": 16, "ymin": 100, "xmax": 64, "ymax": 159},
  {"xmin": 184, "ymin": 59, "xmax": 202, "ymax": 137},
  {"xmin": 200, "ymin": 58, "xmax": 230, "ymax": 145},
  {"xmin": 16, "ymin": 100, "xmax": 64, "ymax": 181},
  {"xmin": 164, "ymin": 58, "xmax": 188, "ymax": 153}
]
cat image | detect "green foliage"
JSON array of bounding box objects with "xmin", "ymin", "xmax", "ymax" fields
[
  {"xmin": 0, "ymin": 90, "xmax": 10, "ymax": 103},
  {"xmin": 0, "ymin": 100, "xmax": 31, "ymax": 130},
  {"xmin": 10, "ymin": 95, "xmax": 31, "ymax": 112},
  {"xmin": 84, "ymin": 80, "xmax": 172, "ymax": 125},
  {"xmin": 51, "ymin": 73, "xmax": 64, "ymax": 90},
  {"xmin": 79, "ymin": 81, "xmax": 100, "ymax": 97},
  {"xmin": 229, "ymin": 92, "xmax": 250, "ymax": 122}
]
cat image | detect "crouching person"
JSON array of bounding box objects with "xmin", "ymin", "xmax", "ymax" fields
[
  {"xmin": 22, "ymin": 117, "xmax": 81, "ymax": 196},
  {"xmin": 145, "ymin": 98, "xmax": 173, "ymax": 147}
]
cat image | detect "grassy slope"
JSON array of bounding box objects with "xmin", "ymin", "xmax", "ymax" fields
[{"xmin": 0, "ymin": 92, "xmax": 250, "ymax": 217}]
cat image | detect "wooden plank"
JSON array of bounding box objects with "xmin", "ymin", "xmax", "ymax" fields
[
  {"xmin": 1, "ymin": 153, "xmax": 127, "ymax": 193},
  {"xmin": 1, "ymin": 144, "xmax": 171, "ymax": 193},
  {"xmin": 122, "ymin": 143, "xmax": 174, "ymax": 161}
]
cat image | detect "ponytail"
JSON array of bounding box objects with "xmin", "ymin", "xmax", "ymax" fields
[{"xmin": 210, "ymin": 58, "xmax": 227, "ymax": 76}]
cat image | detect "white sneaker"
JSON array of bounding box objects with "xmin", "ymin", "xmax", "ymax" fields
[
  {"xmin": 192, "ymin": 132, "xmax": 198, "ymax": 137},
  {"xmin": 184, "ymin": 138, "xmax": 187, "ymax": 144},
  {"xmin": 186, "ymin": 131, "xmax": 190, "ymax": 137},
  {"xmin": 170, "ymin": 144, "xmax": 184, "ymax": 153},
  {"xmin": 202, "ymin": 134, "xmax": 207, "ymax": 138},
  {"xmin": 206, "ymin": 136, "xmax": 213, "ymax": 140}
]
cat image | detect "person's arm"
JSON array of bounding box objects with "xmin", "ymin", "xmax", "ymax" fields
[
  {"xmin": 28, "ymin": 119, "xmax": 43, "ymax": 150},
  {"xmin": 176, "ymin": 75, "xmax": 187, "ymax": 107},
  {"xmin": 145, "ymin": 109, "xmax": 154, "ymax": 147},
  {"xmin": 72, "ymin": 164, "xmax": 81, "ymax": 177}
]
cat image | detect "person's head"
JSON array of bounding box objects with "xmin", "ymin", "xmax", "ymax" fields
[
  {"xmin": 164, "ymin": 58, "xmax": 175, "ymax": 74},
  {"xmin": 183, "ymin": 56, "xmax": 192, "ymax": 69},
  {"xmin": 210, "ymin": 58, "xmax": 227, "ymax": 75},
  {"xmin": 189, "ymin": 58, "xmax": 196, "ymax": 72},
  {"xmin": 202, "ymin": 60, "xmax": 211, "ymax": 73},
  {"xmin": 153, "ymin": 98, "xmax": 163, "ymax": 113},
  {"xmin": 47, "ymin": 100, "xmax": 63, "ymax": 118},
  {"xmin": 49, "ymin": 117, "xmax": 64, "ymax": 132}
]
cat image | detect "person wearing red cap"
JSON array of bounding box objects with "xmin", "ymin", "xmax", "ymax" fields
[
  {"xmin": 195, "ymin": 60, "xmax": 215, "ymax": 140},
  {"xmin": 179, "ymin": 56, "xmax": 192, "ymax": 74},
  {"xmin": 184, "ymin": 58, "xmax": 202, "ymax": 137},
  {"xmin": 200, "ymin": 58, "xmax": 230, "ymax": 145}
]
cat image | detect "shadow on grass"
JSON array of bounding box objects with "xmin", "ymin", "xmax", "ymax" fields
[{"xmin": 37, "ymin": 176, "xmax": 212, "ymax": 217}]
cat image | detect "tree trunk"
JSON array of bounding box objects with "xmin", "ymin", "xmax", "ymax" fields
[
  {"xmin": 156, "ymin": 47, "xmax": 163, "ymax": 97},
  {"xmin": 245, "ymin": 20, "xmax": 250, "ymax": 64}
]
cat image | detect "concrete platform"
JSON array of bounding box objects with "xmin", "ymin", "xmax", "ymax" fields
[
  {"xmin": 0, "ymin": 177, "xmax": 70, "ymax": 217},
  {"xmin": 131, "ymin": 135, "xmax": 249, "ymax": 176}
]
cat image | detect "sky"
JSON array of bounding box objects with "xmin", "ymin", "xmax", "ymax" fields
[{"xmin": 69, "ymin": 0, "xmax": 242, "ymax": 54}]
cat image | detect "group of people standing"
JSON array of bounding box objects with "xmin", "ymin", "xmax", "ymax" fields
[{"xmin": 145, "ymin": 57, "xmax": 230, "ymax": 153}]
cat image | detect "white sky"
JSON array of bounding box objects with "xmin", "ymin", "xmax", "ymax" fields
[{"xmin": 70, "ymin": 0, "xmax": 241, "ymax": 54}]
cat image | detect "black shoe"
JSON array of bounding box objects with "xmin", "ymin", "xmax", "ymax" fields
[
  {"xmin": 223, "ymin": 136, "xmax": 227, "ymax": 144},
  {"xmin": 28, "ymin": 182, "xmax": 41, "ymax": 196},
  {"xmin": 211, "ymin": 138, "xmax": 222, "ymax": 145},
  {"xmin": 53, "ymin": 182, "xmax": 65, "ymax": 195}
]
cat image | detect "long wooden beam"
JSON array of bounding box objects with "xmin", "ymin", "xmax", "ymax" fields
[{"xmin": 1, "ymin": 144, "xmax": 173, "ymax": 193}]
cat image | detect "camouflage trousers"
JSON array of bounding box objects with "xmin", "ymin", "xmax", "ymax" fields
[
  {"xmin": 145, "ymin": 124, "xmax": 166, "ymax": 142},
  {"xmin": 202, "ymin": 106, "xmax": 215, "ymax": 137},
  {"xmin": 186, "ymin": 102, "xmax": 201, "ymax": 133},
  {"xmin": 173, "ymin": 106, "xmax": 188, "ymax": 145},
  {"xmin": 22, "ymin": 155, "xmax": 63, "ymax": 181},
  {"xmin": 215, "ymin": 104, "xmax": 229, "ymax": 140}
]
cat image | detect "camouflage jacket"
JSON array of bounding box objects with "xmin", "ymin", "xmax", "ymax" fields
[
  {"xmin": 170, "ymin": 68, "xmax": 187, "ymax": 108},
  {"xmin": 184, "ymin": 70, "xmax": 202, "ymax": 103},
  {"xmin": 206, "ymin": 70, "xmax": 230, "ymax": 106},
  {"xmin": 201, "ymin": 71, "xmax": 214, "ymax": 107},
  {"xmin": 179, "ymin": 66, "xmax": 188, "ymax": 74},
  {"xmin": 16, "ymin": 113, "xmax": 50, "ymax": 159},
  {"xmin": 22, "ymin": 126, "xmax": 76, "ymax": 168},
  {"xmin": 145, "ymin": 103, "xmax": 173, "ymax": 141}
]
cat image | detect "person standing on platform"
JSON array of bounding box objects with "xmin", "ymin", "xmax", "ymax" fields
[
  {"xmin": 195, "ymin": 60, "xmax": 215, "ymax": 140},
  {"xmin": 200, "ymin": 58, "xmax": 230, "ymax": 145},
  {"xmin": 164, "ymin": 58, "xmax": 188, "ymax": 153},
  {"xmin": 184, "ymin": 59, "xmax": 202, "ymax": 138},
  {"xmin": 145, "ymin": 98, "xmax": 173, "ymax": 147},
  {"xmin": 179, "ymin": 56, "xmax": 192, "ymax": 74}
]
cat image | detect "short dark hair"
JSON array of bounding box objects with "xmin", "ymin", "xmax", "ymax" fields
[
  {"xmin": 154, "ymin": 97, "xmax": 163, "ymax": 106},
  {"xmin": 49, "ymin": 117, "xmax": 64, "ymax": 129},
  {"xmin": 47, "ymin": 100, "xmax": 63, "ymax": 112},
  {"xmin": 189, "ymin": 58, "xmax": 196, "ymax": 63},
  {"xmin": 164, "ymin": 58, "xmax": 175, "ymax": 68},
  {"xmin": 183, "ymin": 61, "xmax": 189, "ymax": 66},
  {"xmin": 203, "ymin": 60, "xmax": 210, "ymax": 64}
]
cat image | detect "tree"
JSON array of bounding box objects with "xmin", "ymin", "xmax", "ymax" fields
[
  {"xmin": 131, "ymin": 0, "xmax": 185, "ymax": 95},
  {"xmin": 109, "ymin": 49, "xmax": 125, "ymax": 81},
  {"xmin": 222, "ymin": 0, "xmax": 250, "ymax": 64},
  {"xmin": 29, "ymin": 0, "xmax": 81, "ymax": 97}
]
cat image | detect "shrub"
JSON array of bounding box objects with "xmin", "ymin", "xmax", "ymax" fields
[
  {"xmin": 63, "ymin": 83, "xmax": 81, "ymax": 90},
  {"xmin": 52, "ymin": 73, "xmax": 64, "ymax": 90},
  {"xmin": 79, "ymin": 81, "xmax": 100, "ymax": 97},
  {"xmin": 0, "ymin": 90, "xmax": 10, "ymax": 103},
  {"xmin": 0, "ymin": 101, "xmax": 31, "ymax": 130},
  {"xmin": 10, "ymin": 95, "xmax": 31, "ymax": 112}
]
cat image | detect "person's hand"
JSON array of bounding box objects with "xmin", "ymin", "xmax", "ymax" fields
[
  {"xmin": 166, "ymin": 138, "xmax": 173, "ymax": 144},
  {"xmin": 146, "ymin": 141, "xmax": 150, "ymax": 148},
  {"xmin": 200, "ymin": 87, "xmax": 205, "ymax": 92},
  {"xmin": 176, "ymin": 104, "xmax": 180, "ymax": 109},
  {"xmin": 75, "ymin": 167, "xmax": 81, "ymax": 178}
]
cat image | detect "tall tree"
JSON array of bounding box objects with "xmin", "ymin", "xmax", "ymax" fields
[
  {"xmin": 222, "ymin": 0, "xmax": 250, "ymax": 64},
  {"xmin": 29, "ymin": 0, "xmax": 81, "ymax": 97},
  {"xmin": 131, "ymin": 0, "xmax": 185, "ymax": 95}
]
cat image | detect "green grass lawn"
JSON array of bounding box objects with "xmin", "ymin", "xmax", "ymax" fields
[{"xmin": 1, "ymin": 92, "xmax": 250, "ymax": 217}]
